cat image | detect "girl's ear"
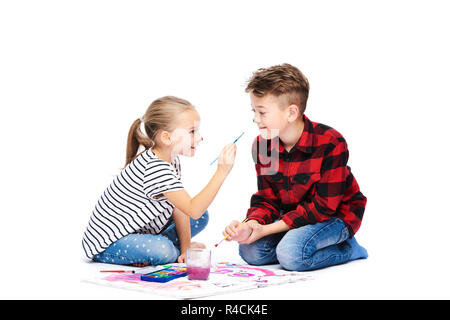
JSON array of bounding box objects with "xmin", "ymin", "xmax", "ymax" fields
[
  {"xmin": 287, "ymin": 104, "xmax": 300, "ymax": 122},
  {"xmin": 159, "ymin": 130, "xmax": 173, "ymax": 146}
]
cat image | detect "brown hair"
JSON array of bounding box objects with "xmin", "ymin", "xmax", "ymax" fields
[
  {"xmin": 125, "ymin": 96, "xmax": 195, "ymax": 166},
  {"xmin": 245, "ymin": 63, "xmax": 310, "ymax": 114}
]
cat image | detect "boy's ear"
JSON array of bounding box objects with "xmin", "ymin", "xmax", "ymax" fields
[{"xmin": 287, "ymin": 104, "xmax": 300, "ymax": 122}]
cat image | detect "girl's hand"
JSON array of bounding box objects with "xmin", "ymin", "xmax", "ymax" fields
[
  {"xmin": 177, "ymin": 242, "xmax": 206, "ymax": 263},
  {"xmin": 178, "ymin": 252, "xmax": 186, "ymax": 263},
  {"xmin": 217, "ymin": 143, "xmax": 237, "ymax": 176}
]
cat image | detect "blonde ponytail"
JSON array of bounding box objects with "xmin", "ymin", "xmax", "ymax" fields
[
  {"xmin": 125, "ymin": 118, "xmax": 154, "ymax": 166},
  {"xmin": 124, "ymin": 96, "xmax": 194, "ymax": 166}
]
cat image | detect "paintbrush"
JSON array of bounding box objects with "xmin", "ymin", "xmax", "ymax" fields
[
  {"xmin": 214, "ymin": 218, "xmax": 249, "ymax": 247},
  {"xmin": 210, "ymin": 132, "xmax": 245, "ymax": 165},
  {"xmin": 100, "ymin": 270, "xmax": 135, "ymax": 273}
]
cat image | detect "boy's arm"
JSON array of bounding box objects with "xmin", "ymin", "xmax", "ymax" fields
[
  {"xmin": 281, "ymin": 138, "xmax": 351, "ymax": 228},
  {"xmin": 247, "ymin": 219, "xmax": 289, "ymax": 243},
  {"xmin": 246, "ymin": 185, "xmax": 281, "ymax": 224},
  {"xmin": 228, "ymin": 219, "xmax": 289, "ymax": 244},
  {"xmin": 246, "ymin": 137, "xmax": 281, "ymax": 225}
]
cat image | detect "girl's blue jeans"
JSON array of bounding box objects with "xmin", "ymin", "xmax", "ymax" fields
[
  {"xmin": 239, "ymin": 217, "xmax": 366, "ymax": 271},
  {"xmin": 92, "ymin": 211, "xmax": 209, "ymax": 266}
]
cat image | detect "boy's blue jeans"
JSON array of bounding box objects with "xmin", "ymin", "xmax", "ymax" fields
[
  {"xmin": 239, "ymin": 217, "xmax": 366, "ymax": 271},
  {"xmin": 92, "ymin": 211, "xmax": 209, "ymax": 266}
]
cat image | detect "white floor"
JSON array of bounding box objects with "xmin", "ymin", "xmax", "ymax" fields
[
  {"xmin": 0, "ymin": 225, "xmax": 448, "ymax": 300},
  {"xmin": 76, "ymin": 242, "xmax": 447, "ymax": 300}
]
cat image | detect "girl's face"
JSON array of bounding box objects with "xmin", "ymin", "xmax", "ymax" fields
[{"xmin": 170, "ymin": 109, "xmax": 202, "ymax": 157}]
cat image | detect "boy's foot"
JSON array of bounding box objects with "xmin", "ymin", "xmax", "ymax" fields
[{"xmin": 347, "ymin": 237, "xmax": 368, "ymax": 260}]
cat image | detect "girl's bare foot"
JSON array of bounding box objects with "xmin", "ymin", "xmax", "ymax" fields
[
  {"xmin": 131, "ymin": 262, "xmax": 150, "ymax": 267},
  {"xmin": 190, "ymin": 242, "xmax": 206, "ymax": 249},
  {"xmin": 130, "ymin": 243, "xmax": 205, "ymax": 267}
]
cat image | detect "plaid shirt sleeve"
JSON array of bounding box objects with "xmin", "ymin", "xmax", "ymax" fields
[
  {"xmin": 246, "ymin": 138, "xmax": 281, "ymax": 224},
  {"xmin": 281, "ymin": 138, "xmax": 351, "ymax": 229},
  {"xmin": 246, "ymin": 172, "xmax": 282, "ymax": 225}
]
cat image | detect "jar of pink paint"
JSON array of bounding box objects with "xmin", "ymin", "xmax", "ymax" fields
[{"xmin": 186, "ymin": 248, "xmax": 211, "ymax": 280}]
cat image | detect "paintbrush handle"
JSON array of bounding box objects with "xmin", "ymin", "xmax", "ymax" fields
[
  {"xmin": 215, "ymin": 218, "xmax": 249, "ymax": 247},
  {"xmin": 210, "ymin": 156, "xmax": 219, "ymax": 165},
  {"xmin": 210, "ymin": 132, "xmax": 245, "ymax": 166}
]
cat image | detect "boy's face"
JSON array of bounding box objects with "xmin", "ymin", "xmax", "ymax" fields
[{"xmin": 250, "ymin": 93, "xmax": 290, "ymax": 140}]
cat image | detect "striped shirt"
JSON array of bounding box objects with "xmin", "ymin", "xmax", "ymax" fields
[{"xmin": 82, "ymin": 149, "xmax": 184, "ymax": 259}]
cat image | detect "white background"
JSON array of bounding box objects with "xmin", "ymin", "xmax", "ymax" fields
[{"xmin": 1, "ymin": 0, "xmax": 449, "ymax": 299}]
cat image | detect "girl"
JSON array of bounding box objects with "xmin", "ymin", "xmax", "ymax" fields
[{"xmin": 82, "ymin": 96, "xmax": 236, "ymax": 266}]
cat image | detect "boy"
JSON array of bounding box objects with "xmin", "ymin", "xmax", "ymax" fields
[{"xmin": 223, "ymin": 64, "xmax": 368, "ymax": 271}]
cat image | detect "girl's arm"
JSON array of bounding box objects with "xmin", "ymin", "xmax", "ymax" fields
[
  {"xmin": 164, "ymin": 143, "xmax": 236, "ymax": 219},
  {"xmin": 172, "ymin": 208, "xmax": 191, "ymax": 262}
]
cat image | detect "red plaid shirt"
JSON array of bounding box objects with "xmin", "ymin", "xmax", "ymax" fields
[{"xmin": 247, "ymin": 115, "xmax": 367, "ymax": 236}]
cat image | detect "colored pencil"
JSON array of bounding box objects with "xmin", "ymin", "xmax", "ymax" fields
[{"xmin": 100, "ymin": 270, "xmax": 135, "ymax": 273}]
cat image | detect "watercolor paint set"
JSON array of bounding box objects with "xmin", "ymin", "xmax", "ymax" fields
[{"xmin": 140, "ymin": 265, "xmax": 187, "ymax": 283}]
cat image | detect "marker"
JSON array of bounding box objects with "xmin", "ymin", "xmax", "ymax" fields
[
  {"xmin": 209, "ymin": 132, "xmax": 245, "ymax": 165},
  {"xmin": 100, "ymin": 270, "xmax": 135, "ymax": 273},
  {"xmin": 214, "ymin": 218, "xmax": 249, "ymax": 247}
]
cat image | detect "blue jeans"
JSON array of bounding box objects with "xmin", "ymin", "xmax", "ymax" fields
[
  {"xmin": 239, "ymin": 217, "xmax": 367, "ymax": 271},
  {"xmin": 93, "ymin": 211, "xmax": 209, "ymax": 266}
]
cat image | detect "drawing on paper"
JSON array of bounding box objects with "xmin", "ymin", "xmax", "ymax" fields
[{"xmin": 82, "ymin": 262, "xmax": 314, "ymax": 299}]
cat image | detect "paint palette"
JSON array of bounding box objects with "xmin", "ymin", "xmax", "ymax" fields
[{"xmin": 140, "ymin": 265, "xmax": 187, "ymax": 283}]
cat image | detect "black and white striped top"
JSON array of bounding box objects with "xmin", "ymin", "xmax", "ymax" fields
[{"xmin": 82, "ymin": 149, "xmax": 184, "ymax": 259}]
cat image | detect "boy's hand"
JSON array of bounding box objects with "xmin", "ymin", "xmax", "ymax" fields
[
  {"xmin": 223, "ymin": 220, "xmax": 252, "ymax": 243},
  {"xmin": 224, "ymin": 220, "xmax": 265, "ymax": 244}
]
